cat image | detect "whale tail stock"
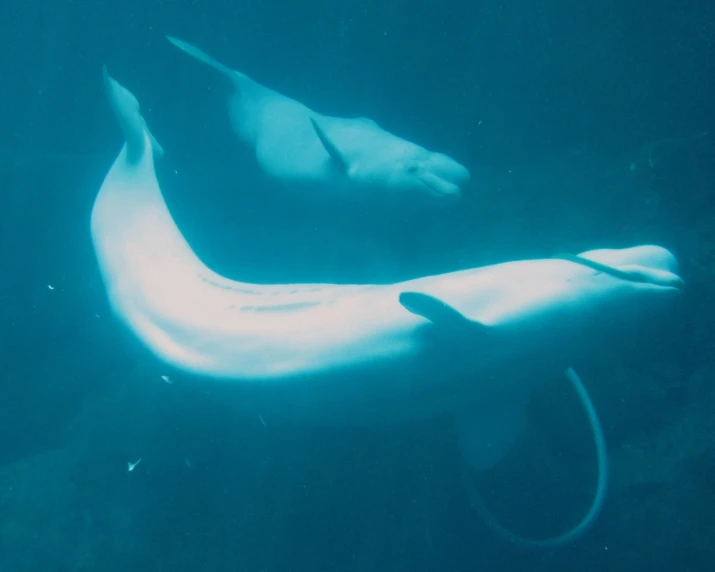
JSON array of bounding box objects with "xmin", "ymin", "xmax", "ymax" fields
[{"xmin": 102, "ymin": 66, "xmax": 164, "ymax": 163}]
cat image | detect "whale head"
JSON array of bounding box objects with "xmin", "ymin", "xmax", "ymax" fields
[
  {"xmin": 551, "ymin": 245, "xmax": 685, "ymax": 338},
  {"xmin": 574, "ymin": 245, "xmax": 685, "ymax": 297},
  {"xmin": 308, "ymin": 115, "xmax": 470, "ymax": 203},
  {"xmin": 393, "ymin": 150, "xmax": 471, "ymax": 202}
]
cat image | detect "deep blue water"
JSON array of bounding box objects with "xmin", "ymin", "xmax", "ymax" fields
[{"xmin": 1, "ymin": 1, "xmax": 714, "ymax": 570}]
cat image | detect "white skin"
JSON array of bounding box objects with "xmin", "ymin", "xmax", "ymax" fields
[
  {"xmin": 95, "ymin": 71, "xmax": 682, "ymax": 430},
  {"xmin": 166, "ymin": 36, "xmax": 471, "ymax": 203}
]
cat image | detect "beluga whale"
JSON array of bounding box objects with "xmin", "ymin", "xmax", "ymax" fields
[
  {"xmin": 92, "ymin": 68, "xmax": 684, "ymax": 547},
  {"xmin": 165, "ymin": 35, "xmax": 470, "ymax": 205}
]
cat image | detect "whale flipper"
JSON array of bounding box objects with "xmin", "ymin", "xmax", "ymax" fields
[
  {"xmin": 310, "ymin": 117, "xmax": 349, "ymax": 174},
  {"xmin": 102, "ymin": 66, "xmax": 164, "ymax": 163},
  {"xmin": 166, "ymin": 35, "xmax": 237, "ymax": 78},
  {"xmin": 398, "ymin": 291, "xmax": 490, "ymax": 335}
]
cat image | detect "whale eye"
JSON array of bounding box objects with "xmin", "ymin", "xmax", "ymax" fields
[{"xmin": 406, "ymin": 164, "xmax": 419, "ymax": 174}]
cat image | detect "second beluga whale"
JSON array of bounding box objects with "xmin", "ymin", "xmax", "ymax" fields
[
  {"xmin": 93, "ymin": 68, "xmax": 683, "ymax": 547},
  {"xmin": 165, "ymin": 35, "xmax": 470, "ymax": 204}
]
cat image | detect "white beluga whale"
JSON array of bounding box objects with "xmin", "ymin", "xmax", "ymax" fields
[
  {"xmin": 92, "ymin": 69, "xmax": 683, "ymax": 547},
  {"xmin": 165, "ymin": 35, "xmax": 470, "ymax": 205}
]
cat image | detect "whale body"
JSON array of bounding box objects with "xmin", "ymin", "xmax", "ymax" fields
[
  {"xmin": 165, "ymin": 36, "xmax": 471, "ymax": 204},
  {"xmin": 92, "ymin": 68, "xmax": 684, "ymax": 547}
]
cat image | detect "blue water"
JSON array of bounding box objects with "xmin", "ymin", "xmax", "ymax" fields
[{"xmin": 1, "ymin": 0, "xmax": 714, "ymax": 570}]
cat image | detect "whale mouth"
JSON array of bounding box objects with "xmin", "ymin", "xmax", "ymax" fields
[
  {"xmin": 559, "ymin": 254, "xmax": 685, "ymax": 291},
  {"xmin": 616, "ymin": 265, "xmax": 685, "ymax": 291},
  {"xmin": 419, "ymin": 172, "xmax": 463, "ymax": 199},
  {"xmin": 417, "ymin": 155, "xmax": 471, "ymax": 200}
]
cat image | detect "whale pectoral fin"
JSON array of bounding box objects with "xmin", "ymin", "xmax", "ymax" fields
[
  {"xmin": 166, "ymin": 35, "xmax": 238, "ymax": 81},
  {"xmin": 310, "ymin": 117, "xmax": 349, "ymax": 173},
  {"xmin": 398, "ymin": 291, "xmax": 487, "ymax": 332},
  {"xmin": 146, "ymin": 127, "xmax": 165, "ymax": 160},
  {"xmin": 102, "ymin": 66, "xmax": 163, "ymax": 163}
]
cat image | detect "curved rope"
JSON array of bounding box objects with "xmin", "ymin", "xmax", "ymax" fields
[{"xmin": 462, "ymin": 367, "xmax": 609, "ymax": 548}]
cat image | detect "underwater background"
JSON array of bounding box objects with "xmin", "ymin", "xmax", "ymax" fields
[{"xmin": 1, "ymin": 0, "xmax": 714, "ymax": 570}]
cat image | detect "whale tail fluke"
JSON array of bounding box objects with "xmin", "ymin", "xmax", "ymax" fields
[
  {"xmin": 166, "ymin": 35, "xmax": 239, "ymax": 82},
  {"xmin": 102, "ymin": 66, "xmax": 164, "ymax": 164},
  {"xmin": 461, "ymin": 367, "xmax": 609, "ymax": 549}
]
